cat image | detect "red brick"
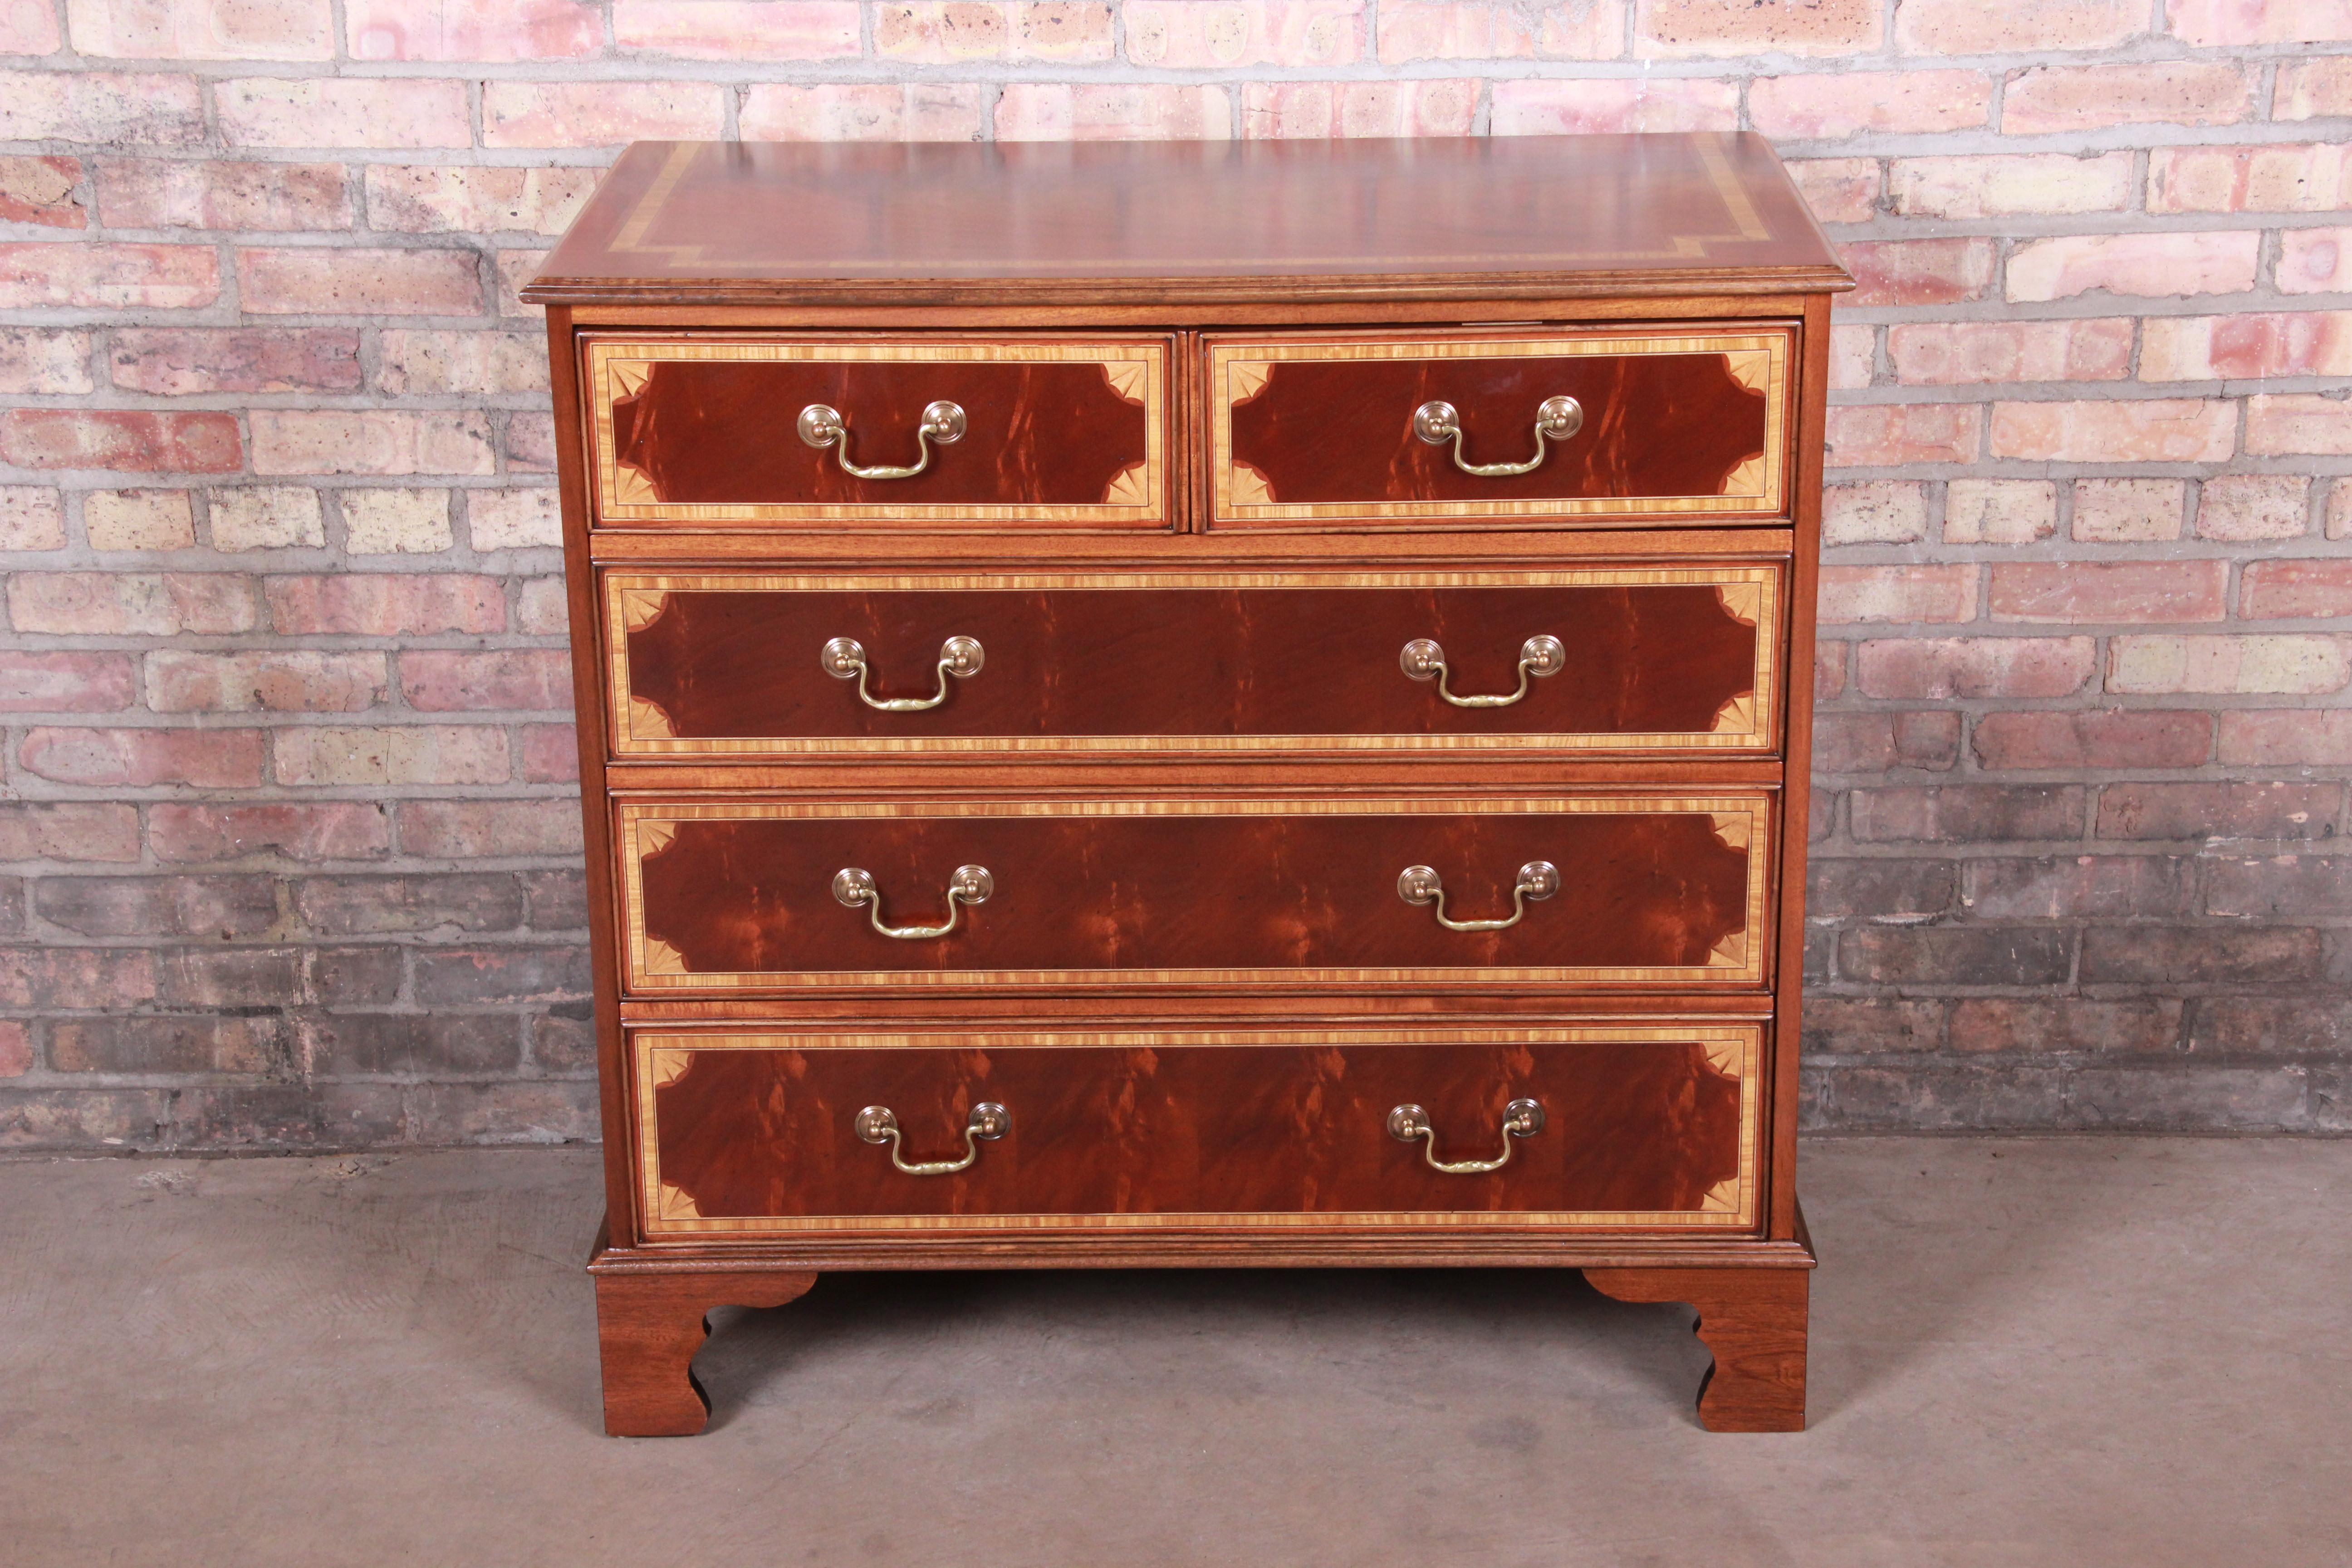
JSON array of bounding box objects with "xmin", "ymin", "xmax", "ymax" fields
[
  {"xmin": 0, "ymin": 155, "xmax": 84, "ymax": 228},
  {"xmin": 0, "ymin": 803, "xmax": 139, "ymax": 863},
  {"xmin": 149, "ymin": 803, "xmax": 391, "ymax": 864},
  {"xmin": 1814, "ymin": 711, "xmax": 1962, "ymax": 773},
  {"xmin": 1749, "ymin": 69, "xmax": 1989, "ymax": 137},
  {"xmin": 2149, "ymin": 144, "xmax": 2352, "ymax": 215},
  {"xmin": 0, "ymin": 652, "xmax": 136, "ymax": 713},
  {"xmin": 399, "ymin": 650, "xmax": 571, "ymax": 712},
  {"xmin": 1242, "ymin": 79, "xmax": 1477, "ymax": 138},
  {"xmin": 514, "ymin": 578, "xmax": 568, "ymax": 636},
  {"xmin": 2169, "ymin": 0, "xmax": 2352, "ymax": 45},
  {"xmin": 1817, "ymin": 565, "xmax": 1978, "ymax": 625},
  {"xmin": 2278, "ymin": 227, "xmax": 2352, "ymax": 296},
  {"xmin": 266, "ymin": 573, "xmax": 504, "ymax": 636},
  {"xmin": 519, "ymin": 722, "xmax": 578, "ymax": 782},
  {"xmin": 1842, "ymin": 239, "xmax": 1994, "ymax": 307},
  {"xmin": 995, "ymin": 83, "xmax": 1234, "ymax": 140},
  {"xmin": 1888, "ymin": 319, "xmax": 2132, "ymax": 385},
  {"xmin": 482, "ymin": 81, "xmax": 729, "ymax": 148},
  {"xmin": 397, "ymin": 799, "xmax": 583, "ymax": 857},
  {"xmin": 8, "ymin": 572, "xmax": 254, "ymax": 635},
  {"xmin": 0, "ymin": 242, "xmax": 218, "ymax": 309},
  {"xmin": 1800, "ymin": 998, "xmax": 1948, "ymax": 1055},
  {"xmin": 2219, "ymin": 710, "xmax": 2352, "ymax": 766},
  {"xmin": 216, "ymin": 77, "xmax": 471, "ymax": 149},
  {"xmin": 1488, "ymin": 76, "xmax": 1738, "ymax": 134},
  {"xmin": 145, "ymin": 650, "xmax": 387, "ymax": 713},
  {"xmin": 0, "ymin": 70, "xmax": 206, "ymax": 144},
  {"xmin": 1815, "ymin": 642, "xmax": 1846, "ymax": 701},
  {"xmin": 1989, "ymin": 400, "xmax": 2236, "ymax": 464},
  {"xmin": 17, "ymin": 727, "xmax": 265, "ymax": 788},
  {"xmin": 502, "ymin": 413, "xmax": 557, "ymax": 474},
  {"xmin": 1948, "ymin": 1000, "xmax": 2182, "ymax": 1055},
  {"xmin": 0, "ymin": 411, "xmax": 241, "ymax": 473},
  {"xmin": 109, "ymin": 328, "xmax": 360, "ymax": 395},
  {"xmin": 1634, "ymin": 0, "xmax": 1880, "ymax": 57},
  {"xmin": 1824, "ymin": 404, "xmax": 1979, "ymax": 467},
  {"xmin": 0, "ymin": 1023, "xmax": 27, "ymax": 1078},
  {"xmin": 93, "ymin": 159, "xmax": 349, "ymax": 230},
  {"xmin": 2246, "ymin": 395, "xmax": 2352, "ymax": 457},
  {"xmin": 614, "ymin": 0, "xmax": 862, "ymax": 59},
  {"xmin": 1850, "ymin": 784, "xmax": 2085, "ymax": 843},
  {"xmin": 738, "ymin": 83, "xmax": 990, "ymax": 141},
  {"xmin": 345, "ymin": 0, "xmax": 602, "ymax": 59},
  {"xmin": 1962, "ymin": 856, "xmax": 2194, "ymax": 920},
  {"xmin": 2242, "ymin": 561, "xmax": 2352, "ymax": 620},
  {"xmin": 1855, "ymin": 637, "xmax": 2096, "ymax": 699},
  {"xmin": 239, "ymin": 247, "xmax": 481, "ymax": 317},
  {"xmin": 2141, "ymin": 312, "xmax": 2352, "ymax": 382},
  {"xmin": 0, "ymin": 948, "xmax": 159, "ymax": 1009},
  {"xmin": 2008, "ymin": 231, "xmax": 2259, "ymax": 303},
  {"xmin": 2197, "ymin": 474, "xmax": 2308, "ymax": 542},
  {"xmin": 1896, "ymin": 0, "xmax": 2143, "ymax": 53},
  {"xmin": 67, "ymin": 0, "xmax": 336, "ymax": 59},
  {"xmin": 1988, "ymin": 561, "xmax": 2229, "ymax": 625},
  {"xmin": 1124, "ymin": 0, "xmax": 1368, "ymax": 67},
  {"xmin": 2097, "ymin": 782, "xmax": 2344, "ymax": 842},
  {"xmin": 362, "ymin": 165, "xmax": 598, "ymax": 235},
  {"xmin": 2204, "ymin": 856, "xmax": 2352, "ymax": 918},
  {"xmin": 2002, "ymin": 63, "xmax": 2257, "ymax": 135},
  {"xmin": 1970, "ymin": 710, "xmax": 2211, "ymax": 771}
]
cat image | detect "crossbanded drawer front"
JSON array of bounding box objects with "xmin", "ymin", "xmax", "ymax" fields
[
  {"xmin": 605, "ymin": 565, "xmax": 1779, "ymax": 757},
  {"xmin": 583, "ymin": 335, "xmax": 1171, "ymax": 528},
  {"xmin": 630, "ymin": 1023, "xmax": 1763, "ymax": 1236},
  {"xmin": 617, "ymin": 794, "xmax": 1771, "ymax": 992},
  {"xmin": 1206, "ymin": 328, "xmax": 1792, "ymax": 527}
]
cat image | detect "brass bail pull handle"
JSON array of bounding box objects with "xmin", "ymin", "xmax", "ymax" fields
[
  {"xmin": 798, "ymin": 398, "xmax": 966, "ymax": 480},
  {"xmin": 1399, "ymin": 635, "xmax": 1564, "ymax": 708},
  {"xmin": 823, "ymin": 635, "xmax": 984, "ymax": 712},
  {"xmin": 855, "ymin": 1102, "xmax": 1010, "ymax": 1176},
  {"xmin": 1396, "ymin": 860, "xmax": 1559, "ymax": 932},
  {"xmin": 833, "ymin": 864, "xmax": 993, "ymax": 940},
  {"xmin": 1412, "ymin": 395, "xmax": 1582, "ymax": 477},
  {"xmin": 1387, "ymin": 1099, "xmax": 1546, "ymax": 1175}
]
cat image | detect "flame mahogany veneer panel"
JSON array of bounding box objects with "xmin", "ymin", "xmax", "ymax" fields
[
  {"xmin": 641, "ymin": 1035, "xmax": 1751, "ymax": 1226},
  {"xmin": 613, "ymin": 576, "xmax": 1773, "ymax": 753}
]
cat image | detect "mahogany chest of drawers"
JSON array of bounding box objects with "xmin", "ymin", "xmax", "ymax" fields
[{"xmin": 522, "ymin": 134, "xmax": 1850, "ymax": 1436}]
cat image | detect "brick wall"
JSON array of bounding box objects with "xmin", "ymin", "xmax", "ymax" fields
[{"xmin": 0, "ymin": 0, "xmax": 2345, "ymax": 1148}]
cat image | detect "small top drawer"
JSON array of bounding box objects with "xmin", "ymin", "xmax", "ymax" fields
[
  {"xmin": 1207, "ymin": 328, "xmax": 1791, "ymax": 529},
  {"xmin": 584, "ymin": 335, "xmax": 1172, "ymax": 529}
]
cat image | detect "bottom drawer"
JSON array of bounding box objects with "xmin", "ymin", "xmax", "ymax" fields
[{"xmin": 631, "ymin": 1021, "xmax": 1763, "ymax": 1239}]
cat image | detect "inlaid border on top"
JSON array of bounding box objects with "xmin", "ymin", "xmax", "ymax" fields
[
  {"xmin": 616, "ymin": 794, "xmax": 1774, "ymax": 993},
  {"xmin": 630, "ymin": 1022, "xmax": 1764, "ymax": 1238},
  {"xmin": 601, "ymin": 565, "xmax": 1781, "ymax": 758},
  {"xmin": 583, "ymin": 336, "xmax": 1170, "ymax": 526},
  {"xmin": 1207, "ymin": 330, "xmax": 1790, "ymax": 525}
]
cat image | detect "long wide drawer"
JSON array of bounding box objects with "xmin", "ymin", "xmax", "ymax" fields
[
  {"xmin": 1207, "ymin": 328, "xmax": 1792, "ymax": 527},
  {"xmin": 584, "ymin": 335, "xmax": 1172, "ymax": 528},
  {"xmin": 630, "ymin": 1022, "xmax": 1764, "ymax": 1237},
  {"xmin": 605, "ymin": 564, "xmax": 1780, "ymax": 757},
  {"xmin": 617, "ymin": 793, "xmax": 1772, "ymax": 992}
]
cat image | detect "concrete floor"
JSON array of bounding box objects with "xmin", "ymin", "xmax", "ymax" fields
[{"xmin": 0, "ymin": 1140, "xmax": 2345, "ymax": 1567}]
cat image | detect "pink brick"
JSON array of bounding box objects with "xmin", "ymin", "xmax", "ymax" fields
[
  {"xmin": 2276, "ymin": 58, "xmax": 2352, "ymax": 121},
  {"xmin": 150, "ymin": 802, "xmax": 391, "ymax": 863},
  {"xmin": 1124, "ymin": 1, "xmax": 1366, "ymax": 66},
  {"xmin": 1822, "ymin": 482, "xmax": 1927, "ymax": 546},
  {"xmin": 17, "ymin": 726, "xmax": 265, "ymax": 788},
  {"xmin": 2003, "ymin": 63, "xmax": 2256, "ymax": 135},
  {"xmin": 272, "ymin": 725, "xmax": 510, "ymax": 787},
  {"xmin": 345, "ymin": 0, "xmax": 601, "ymax": 59},
  {"xmin": 146, "ymin": 650, "xmax": 386, "ymax": 713},
  {"xmin": 111, "ymin": 328, "xmax": 360, "ymax": 395},
  {"xmin": 2074, "ymin": 479, "xmax": 2186, "ymax": 544},
  {"xmin": 520, "ymin": 722, "xmax": 578, "ymax": 782},
  {"xmin": 1749, "ymin": 70, "xmax": 1989, "ymax": 137},
  {"xmin": 1971, "ymin": 710, "xmax": 2211, "ymax": 771},
  {"xmin": 267, "ymin": 574, "xmax": 505, "ymax": 636},
  {"xmin": 0, "ymin": 412, "xmax": 241, "ymax": 473},
  {"xmin": 1991, "ymin": 400, "xmax": 2236, "ymax": 464},
  {"xmin": 1243, "ymin": 79, "xmax": 1477, "ymax": 138},
  {"xmin": 2247, "ymin": 396, "xmax": 2352, "ymax": 457},
  {"xmin": 94, "ymin": 159, "xmax": 350, "ymax": 230},
  {"xmin": 1944, "ymin": 480, "xmax": 2057, "ymax": 545},
  {"xmin": 2332, "ymin": 480, "xmax": 2352, "ymax": 542},
  {"xmin": 483, "ymin": 81, "xmax": 729, "ymax": 147},
  {"xmin": 1815, "ymin": 643, "xmax": 1845, "ymax": 701},
  {"xmin": 0, "ymin": 243, "xmax": 218, "ymax": 309},
  {"xmin": 1889, "ymin": 153, "xmax": 2133, "ymax": 219},
  {"xmin": 216, "ymin": 78, "xmax": 471, "ymax": 149},
  {"xmin": 2109, "ymin": 635, "xmax": 2352, "ymax": 696},
  {"xmin": 1824, "ymin": 404, "xmax": 1979, "ymax": 468},
  {"xmin": 2218, "ymin": 710, "xmax": 2352, "ymax": 765},
  {"xmin": 0, "ymin": 71, "xmax": 206, "ymax": 144},
  {"xmin": 363, "ymin": 166, "xmax": 597, "ymax": 235},
  {"xmin": 1491, "ymin": 77, "xmax": 1738, "ymax": 135},
  {"xmin": 996, "ymin": 84, "xmax": 1233, "ymax": 140},
  {"xmin": 0, "ymin": 155, "xmax": 84, "ymax": 228},
  {"xmin": 615, "ymin": 0, "xmax": 861, "ymax": 59},
  {"xmin": 1788, "ymin": 159, "xmax": 1879, "ymax": 225},
  {"xmin": 2150, "ymin": 144, "xmax": 2352, "ymax": 215},
  {"xmin": 515, "ymin": 577, "xmax": 568, "ymax": 635},
  {"xmin": 2279, "ymin": 228, "xmax": 2352, "ymax": 296},
  {"xmin": 1376, "ymin": 2, "xmax": 1533, "ymax": 62},
  {"xmin": 2243, "ymin": 560, "xmax": 2352, "ymax": 620},
  {"xmin": 2198, "ymin": 474, "xmax": 2309, "ymax": 542},
  {"xmin": 250, "ymin": 411, "xmax": 494, "ymax": 475},
  {"xmin": 1856, "ymin": 637, "xmax": 2097, "ymax": 699},
  {"xmin": 376, "ymin": 331, "xmax": 548, "ymax": 397},
  {"xmin": 0, "ymin": 1023, "xmax": 26, "ymax": 1078},
  {"xmin": 1896, "ymin": 0, "xmax": 2142, "ymax": 53},
  {"xmin": 400, "ymin": 650, "xmax": 572, "ymax": 711},
  {"xmin": 1888, "ymin": 320, "xmax": 2132, "ymax": 386},
  {"xmin": 8, "ymin": 572, "xmax": 253, "ymax": 635},
  {"xmin": 465, "ymin": 489, "xmax": 560, "ymax": 550},
  {"xmin": 397, "ymin": 799, "xmax": 581, "ymax": 857},
  {"xmin": 740, "ymin": 83, "xmax": 989, "ymax": 141},
  {"xmin": 2169, "ymin": 0, "xmax": 2352, "ymax": 45},
  {"xmin": 1635, "ymin": 0, "xmax": 1879, "ymax": 57},
  {"xmin": 0, "ymin": 487, "xmax": 68, "ymax": 550},
  {"xmin": 66, "ymin": 0, "xmax": 335, "ymax": 59},
  {"xmin": 873, "ymin": 2, "xmax": 1009, "ymax": 60},
  {"xmin": 0, "ymin": 329, "xmax": 94, "ymax": 396},
  {"xmin": 0, "ymin": 652, "xmax": 137, "ymax": 712},
  {"xmin": 2008, "ymin": 231, "xmax": 2258, "ymax": 303},
  {"xmin": 0, "ymin": 3, "xmax": 62, "ymax": 50},
  {"xmin": 1988, "ymin": 561, "xmax": 2229, "ymax": 625},
  {"xmin": 1842, "ymin": 240, "xmax": 1994, "ymax": 307},
  {"xmin": 2142, "ymin": 313, "xmax": 2352, "ymax": 382},
  {"xmin": 1828, "ymin": 325, "xmax": 1873, "ymax": 390},
  {"xmin": 240, "ymin": 248, "xmax": 482, "ymax": 316},
  {"xmin": 1818, "ymin": 565, "xmax": 1978, "ymax": 625}
]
